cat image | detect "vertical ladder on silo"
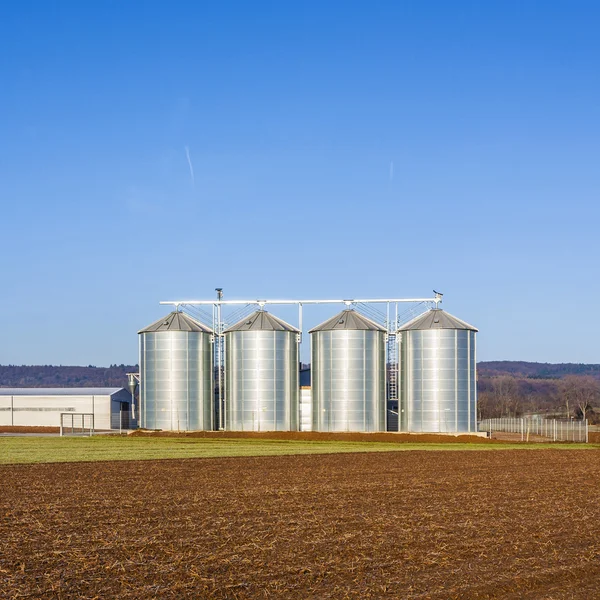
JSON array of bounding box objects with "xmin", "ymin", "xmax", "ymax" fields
[
  {"xmin": 387, "ymin": 332, "xmax": 399, "ymax": 431},
  {"xmin": 216, "ymin": 329, "xmax": 225, "ymax": 429}
]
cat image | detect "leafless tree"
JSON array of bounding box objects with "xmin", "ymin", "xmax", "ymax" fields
[
  {"xmin": 477, "ymin": 390, "xmax": 492, "ymax": 420},
  {"xmin": 559, "ymin": 375, "xmax": 600, "ymax": 421},
  {"xmin": 492, "ymin": 376, "xmax": 520, "ymax": 417}
]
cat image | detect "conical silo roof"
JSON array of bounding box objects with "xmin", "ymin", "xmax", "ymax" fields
[
  {"xmin": 223, "ymin": 310, "xmax": 300, "ymax": 333},
  {"xmin": 309, "ymin": 309, "xmax": 386, "ymax": 333},
  {"xmin": 398, "ymin": 309, "xmax": 478, "ymax": 332},
  {"xmin": 138, "ymin": 311, "xmax": 213, "ymax": 334}
]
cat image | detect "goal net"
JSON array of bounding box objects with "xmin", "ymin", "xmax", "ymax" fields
[{"xmin": 60, "ymin": 413, "xmax": 95, "ymax": 437}]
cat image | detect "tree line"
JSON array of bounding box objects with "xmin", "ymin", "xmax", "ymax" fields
[{"xmin": 478, "ymin": 374, "xmax": 600, "ymax": 423}]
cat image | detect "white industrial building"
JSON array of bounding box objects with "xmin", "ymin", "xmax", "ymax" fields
[{"xmin": 0, "ymin": 388, "xmax": 135, "ymax": 430}]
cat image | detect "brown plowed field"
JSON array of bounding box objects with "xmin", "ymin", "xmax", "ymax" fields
[{"xmin": 1, "ymin": 450, "xmax": 599, "ymax": 599}]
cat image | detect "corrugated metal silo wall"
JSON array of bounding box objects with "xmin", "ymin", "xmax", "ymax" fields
[
  {"xmin": 224, "ymin": 331, "xmax": 299, "ymax": 431},
  {"xmin": 311, "ymin": 330, "xmax": 386, "ymax": 432},
  {"xmin": 140, "ymin": 331, "xmax": 213, "ymax": 431},
  {"xmin": 400, "ymin": 329, "xmax": 476, "ymax": 432}
]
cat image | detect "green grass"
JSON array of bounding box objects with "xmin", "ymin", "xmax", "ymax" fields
[{"xmin": 0, "ymin": 436, "xmax": 598, "ymax": 465}]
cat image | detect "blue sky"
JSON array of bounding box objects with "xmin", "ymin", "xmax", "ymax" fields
[{"xmin": 1, "ymin": 1, "xmax": 599, "ymax": 365}]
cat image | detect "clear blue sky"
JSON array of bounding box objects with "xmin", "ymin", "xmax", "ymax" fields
[{"xmin": 1, "ymin": 1, "xmax": 599, "ymax": 366}]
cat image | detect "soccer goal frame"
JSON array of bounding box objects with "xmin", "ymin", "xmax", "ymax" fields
[{"xmin": 60, "ymin": 413, "xmax": 95, "ymax": 437}]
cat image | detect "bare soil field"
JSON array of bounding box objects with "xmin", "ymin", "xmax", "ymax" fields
[{"xmin": 1, "ymin": 450, "xmax": 599, "ymax": 599}]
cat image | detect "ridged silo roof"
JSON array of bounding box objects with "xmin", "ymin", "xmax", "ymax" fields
[
  {"xmin": 138, "ymin": 311, "xmax": 213, "ymax": 334},
  {"xmin": 224, "ymin": 310, "xmax": 300, "ymax": 333},
  {"xmin": 398, "ymin": 309, "xmax": 478, "ymax": 332},
  {"xmin": 309, "ymin": 309, "xmax": 386, "ymax": 333}
]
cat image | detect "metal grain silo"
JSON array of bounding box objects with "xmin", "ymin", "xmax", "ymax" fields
[
  {"xmin": 224, "ymin": 310, "xmax": 299, "ymax": 431},
  {"xmin": 398, "ymin": 309, "xmax": 477, "ymax": 433},
  {"xmin": 138, "ymin": 311, "xmax": 213, "ymax": 431},
  {"xmin": 310, "ymin": 309, "xmax": 386, "ymax": 432}
]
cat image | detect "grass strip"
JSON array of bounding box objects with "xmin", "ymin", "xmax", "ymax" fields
[{"xmin": 0, "ymin": 436, "xmax": 598, "ymax": 465}]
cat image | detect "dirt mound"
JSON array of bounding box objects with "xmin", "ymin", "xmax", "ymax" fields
[
  {"xmin": 130, "ymin": 429, "xmax": 495, "ymax": 443},
  {"xmin": 0, "ymin": 426, "xmax": 60, "ymax": 434}
]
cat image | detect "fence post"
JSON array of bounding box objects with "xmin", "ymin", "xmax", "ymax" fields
[{"xmin": 586, "ymin": 419, "xmax": 588, "ymax": 444}]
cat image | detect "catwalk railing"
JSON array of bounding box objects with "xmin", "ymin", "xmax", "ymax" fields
[{"xmin": 479, "ymin": 418, "xmax": 589, "ymax": 443}]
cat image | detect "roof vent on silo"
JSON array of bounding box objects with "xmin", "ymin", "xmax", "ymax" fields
[
  {"xmin": 224, "ymin": 310, "xmax": 300, "ymax": 333},
  {"xmin": 309, "ymin": 309, "xmax": 386, "ymax": 332},
  {"xmin": 398, "ymin": 309, "xmax": 477, "ymax": 332},
  {"xmin": 138, "ymin": 311, "xmax": 213, "ymax": 334}
]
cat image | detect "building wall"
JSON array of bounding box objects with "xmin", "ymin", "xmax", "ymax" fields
[
  {"xmin": 0, "ymin": 392, "xmax": 134, "ymax": 430},
  {"xmin": 110, "ymin": 389, "xmax": 138, "ymax": 430},
  {"xmin": 299, "ymin": 387, "xmax": 312, "ymax": 431}
]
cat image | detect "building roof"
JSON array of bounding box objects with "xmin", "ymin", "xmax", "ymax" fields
[
  {"xmin": 138, "ymin": 311, "xmax": 213, "ymax": 334},
  {"xmin": 224, "ymin": 310, "xmax": 300, "ymax": 333},
  {"xmin": 309, "ymin": 309, "xmax": 386, "ymax": 333},
  {"xmin": 398, "ymin": 309, "xmax": 478, "ymax": 332},
  {"xmin": 0, "ymin": 388, "xmax": 129, "ymax": 396}
]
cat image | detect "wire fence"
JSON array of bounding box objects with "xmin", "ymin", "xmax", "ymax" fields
[{"xmin": 479, "ymin": 418, "xmax": 589, "ymax": 443}]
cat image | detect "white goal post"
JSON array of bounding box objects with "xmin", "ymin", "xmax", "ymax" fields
[{"xmin": 60, "ymin": 413, "xmax": 95, "ymax": 437}]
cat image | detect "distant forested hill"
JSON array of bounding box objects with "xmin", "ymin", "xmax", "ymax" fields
[
  {"xmin": 477, "ymin": 361, "xmax": 600, "ymax": 423},
  {"xmin": 0, "ymin": 365, "xmax": 138, "ymax": 388},
  {"xmin": 478, "ymin": 361, "xmax": 600, "ymax": 379},
  {"xmin": 2, "ymin": 361, "xmax": 599, "ymax": 388}
]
